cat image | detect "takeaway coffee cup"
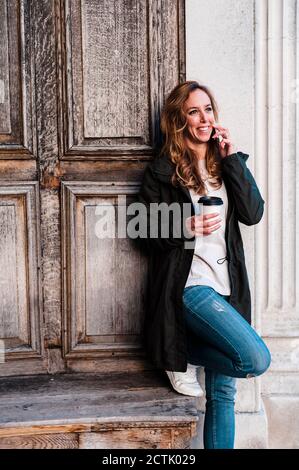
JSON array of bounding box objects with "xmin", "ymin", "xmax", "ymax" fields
[{"xmin": 198, "ymin": 196, "xmax": 223, "ymax": 232}]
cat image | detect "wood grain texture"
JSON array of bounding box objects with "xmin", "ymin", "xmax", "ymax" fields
[
  {"xmin": 33, "ymin": 0, "xmax": 64, "ymax": 373},
  {"xmin": 40, "ymin": 190, "xmax": 62, "ymax": 349},
  {"xmin": 34, "ymin": 0, "xmax": 59, "ymax": 182},
  {"xmin": 0, "ymin": 433, "xmax": 78, "ymax": 449},
  {"xmin": 0, "ymin": 183, "xmax": 42, "ymax": 372},
  {"xmin": 58, "ymin": 160, "xmax": 148, "ymax": 181},
  {"xmin": 0, "ymin": 426, "xmax": 194, "ymax": 449},
  {"xmin": 0, "ymin": 0, "xmax": 11, "ymax": 134},
  {"xmin": 0, "ymin": 374, "xmax": 199, "ymax": 426},
  {"xmin": 79, "ymin": 428, "xmax": 189, "ymax": 449},
  {"xmin": 60, "ymin": 0, "xmax": 185, "ymax": 157},
  {"xmin": 0, "ymin": 359, "xmax": 47, "ymax": 378},
  {"xmin": 62, "ymin": 181, "xmax": 148, "ymax": 360},
  {"xmin": 81, "ymin": 0, "xmax": 149, "ymax": 140},
  {"xmin": 0, "ymin": 0, "xmax": 35, "ymax": 156},
  {"xmin": 0, "ymin": 0, "xmax": 186, "ymax": 378},
  {"xmin": 66, "ymin": 357, "xmax": 154, "ymax": 374},
  {"xmin": 0, "ymin": 371, "xmax": 198, "ymax": 449},
  {"xmin": 0, "ymin": 160, "xmax": 37, "ymax": 180},
  {"xmin": 148, "ymin": 0, "xmax": 185, "ymax": 153},
  {"xmin": 64, "ymin": 0, "xmax": 149, "ymax": 150},
  {"xmin": 0, "ymin": 204, "xmax": 19, "ymax": 339},
  {"xmin": 171, "ymin": 427, "xmax": 192, "ymax": 449}
]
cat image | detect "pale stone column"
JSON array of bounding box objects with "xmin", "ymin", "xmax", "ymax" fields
[
  {"xmin": 186, "ymin": 0, "xmax": 298, "ymax": 448},
  {"xmin": 257, "ymin": 0, "xmax": 299, "ymax": 449}
]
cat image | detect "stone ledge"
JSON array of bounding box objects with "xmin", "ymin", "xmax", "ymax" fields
[{"xmin": 0, "ymin": 371, "xmax": 199, "ymax": 449}]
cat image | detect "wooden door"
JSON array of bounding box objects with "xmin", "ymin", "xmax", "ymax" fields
[{"xmin": 0, "ymin": 0, "xmax": 185, "ymax": 376}]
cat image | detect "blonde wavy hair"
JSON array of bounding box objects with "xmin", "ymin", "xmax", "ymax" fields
[{"xmin": 158, "ymin": 81, "xmax": 223, "ymax": 195}]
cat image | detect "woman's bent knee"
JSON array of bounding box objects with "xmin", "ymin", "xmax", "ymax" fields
[{"xmin": 246, "ymin": 345, "xmax": 272, "ymax": 378}]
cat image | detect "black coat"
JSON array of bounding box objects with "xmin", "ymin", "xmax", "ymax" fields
[{"xmin": 137, "ymin": 152, "xmax": 265, "ymax": 372}]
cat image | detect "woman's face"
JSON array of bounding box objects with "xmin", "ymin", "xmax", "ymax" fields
[{"xmin": 182, "ymin": 89, "xmax": 215, "ymax": 144}]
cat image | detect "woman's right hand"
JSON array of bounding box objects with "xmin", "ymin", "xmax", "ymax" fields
[{"xmin": 185, "ymin": 213, "xmax": 222, "ymax": 237}]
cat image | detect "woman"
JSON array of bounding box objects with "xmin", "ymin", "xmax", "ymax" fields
[{"xmin": 137, "ymin": 81, "xmax": 271, "ymax": 449}]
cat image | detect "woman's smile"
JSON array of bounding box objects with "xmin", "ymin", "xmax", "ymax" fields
[{"xmin": 196, "ymin": 126, "xmax": 211, "ymax": 133}]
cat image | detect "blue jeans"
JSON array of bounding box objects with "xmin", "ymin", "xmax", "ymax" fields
[{"xmin": 182, "ymin": 285, "xmax": 271, "ymax": 449}]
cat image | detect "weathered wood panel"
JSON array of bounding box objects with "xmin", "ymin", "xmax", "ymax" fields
[
  {"xmin": 0, "ymin": 433, "xmax": 78, "ymax": 449},
  {"xmin": 66, "ymin": 357, "xmax": 153, "ymax": 374},
  {"xmin": 0, "ymin": 0, "xmax": 35, "ymax": 156},
  {"xmin": 0, "ymin": 0, "xmax": 185, "ymax": 376},
  {"xmin": 81, "ymin": 0, "xmax": 149, "ymax": 140},
  {"xmin": 0, "ymin": 160, "xmax": 37, "ymax": 181},
  {"xmin": 0, "ymin": 371, "xmax": 198, "ymax": 449},
  {"xmin": 64, "ymin": 0, "xmax": 148, "ymax": 150},
  {"xmin": 57, "ymin": 160, "xmax": 148, "ymax": 182},
  {"xmin": 0, "ymin": 0, "xmax": 11, "ymax": 134},
  {"xmin": 0, "ymin": 427, "xmax": 193, "ymax": 449},
  {"xmin": 62, "ymin": 182, "xmax": 147, "ymax": 358},
  {"xmin": 33, "ymin": 0, "xmax": 63, "ymax": 374},
  {"xmin": 0, "ymin": 359, "xmax": 46, "ymax": 378},
  {"xmin": 79, "ymin": 428, "xmax": 176, "ymax": 449},
  {"xmin": 61, "ymin": 0, "xmax": 185, "ymax": 157},
  {"xmin": 0, "ymin": 204, "xmax": 20, "ymax": 339},
  {"xmin": 0, "ymin": 183, "xmax": 42, "ymax": 367}
]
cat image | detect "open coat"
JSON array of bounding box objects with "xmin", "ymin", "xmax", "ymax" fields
[{"xmin": 137, "ymin": 152, "xmax": 265, "ymax": 372}]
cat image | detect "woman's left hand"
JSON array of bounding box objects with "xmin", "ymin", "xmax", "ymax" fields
[{"xmin": 211, "ymin": 123, "xmax": 237, "ymax": 158}]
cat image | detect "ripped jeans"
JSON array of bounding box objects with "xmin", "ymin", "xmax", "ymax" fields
[{"xmin": 182, "ymin": 285, "xmax": 271, "ymax": 449}]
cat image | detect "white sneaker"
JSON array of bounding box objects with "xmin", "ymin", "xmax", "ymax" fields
[{"xmin": 165, "ymin": 363, "xmax": 204, "ymax": 397}]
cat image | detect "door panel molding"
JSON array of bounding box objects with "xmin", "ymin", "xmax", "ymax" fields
[
  {"xmin": 0, "ymin": 182, "xmax": 42, "ymax": 366},
  {"xmin": 61, "ymin": 181, "xmax": 147, "ymax": 359},
  {"xmin": 59, "ymin": 0, "xmax": 185, "ymax": 159},
  {"xmin": 0, "ymin": 0, "xmax": 36, "ymax": 158}
]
